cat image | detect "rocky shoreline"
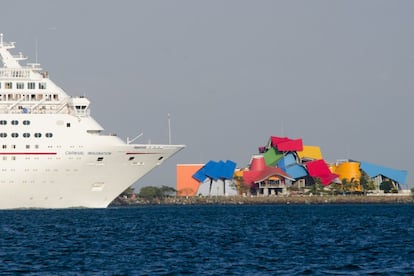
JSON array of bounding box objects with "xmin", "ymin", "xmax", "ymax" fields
[{"xmin": 110, "ymin": 194, "xmax": 414, "ymax": 206}]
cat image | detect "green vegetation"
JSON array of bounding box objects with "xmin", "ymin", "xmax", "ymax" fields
[
  {"xmin": 233, "ymin": 175, "xmax": 249, "ymax": 195},
  {"xmin": 309, "ymin": 182, "xmax": 325, "ymax": 195},
  {"xmin": 120, "ymin": 186, "xmax": 135, "ymax": 197},
  {"xmin": 360, "ymin": 171, "xmax": 376, "ymax": 193},
  {"xmin": 138, "ymin": 185, "xmax": 177, "ymax": 199},
  {"xmin": 380, "ymin": 180, "xmax": 398, "ymax": 193}
]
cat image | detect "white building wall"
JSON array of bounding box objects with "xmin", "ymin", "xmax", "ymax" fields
[{"xmin": 197, "ymin": 179, "xmax": 238, "ymax": 196}]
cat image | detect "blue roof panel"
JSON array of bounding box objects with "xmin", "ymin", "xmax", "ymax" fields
[
  {"xmin": 220, "ymin": 160, "xmax": 237, "ymax": 179},
  {"xmin": 193, "ymin": 160, "xmax": 237, "ymax": 182},
  {"xmin": 285, "ymin": 164, "xmax": 308, "ymax": 179},
  {"xmin": 277, "ymin": 153, "xmax": 297, "ymax": 170},
  {"xmin": 360, "ymin": 161, "xmax": 408, "ymax": 184},
  {"xmin": 192, "ymin": 160, "xmax": 215, "ymax": 182},
  {"xmin": 205, "ymin": 160, "xmax": 222, "ymax": 180}
]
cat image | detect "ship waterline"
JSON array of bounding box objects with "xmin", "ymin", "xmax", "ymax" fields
[{"xmin": 0, "ymin": 34, "xmax": 184, "ymax": 209}]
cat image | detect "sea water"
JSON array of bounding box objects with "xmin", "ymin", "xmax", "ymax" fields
[{"xmin": 0, "ymin": 204, "xmax": 413, "ymax": 275}]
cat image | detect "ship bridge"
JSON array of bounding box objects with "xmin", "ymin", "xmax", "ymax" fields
[{"xmin": 68, "ymin": 96, "xmax": 91, "ymax": 117}]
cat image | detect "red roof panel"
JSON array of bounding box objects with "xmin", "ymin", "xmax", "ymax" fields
[
  {"xmin": 306, "ymin": 159, "xmax": 338, "ymax": 186},
  {"xmin": 270, "ymin": 136, "xmax": 303, "ymax": 152},
  {"xmin": 243, "ymin": 167, "xmax": 293, "ymax": 186}
]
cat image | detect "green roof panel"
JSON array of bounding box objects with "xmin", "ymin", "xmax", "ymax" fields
[{"xmin": 263, "ymin": 147, "xmax": 283, "ymax": 166}]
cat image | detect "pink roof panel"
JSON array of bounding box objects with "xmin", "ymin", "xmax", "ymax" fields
[
  {"xmin": 306, "ymin": 159, "xmax": 338, "ymax": 186},
  {"xmin": 243, "ymin": 167, "xmax": 293, "ymax": 185},
  {"xmin": 270, "ymin": 136, "xmax": 303, "ymax": 152}
]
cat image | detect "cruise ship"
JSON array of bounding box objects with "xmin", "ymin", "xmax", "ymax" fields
[{"xmin": 0, "ymin": 34, "xmax": 184, "ymax": 209}]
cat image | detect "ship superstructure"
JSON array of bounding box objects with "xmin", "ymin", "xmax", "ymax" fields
[{"xmin": 0, "ymin": 33, "xmax": 184, "ymax": 208}]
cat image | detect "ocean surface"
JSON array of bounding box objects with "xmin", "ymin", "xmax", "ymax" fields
[{"xmin": 0, "ymin": 204, "xmax": 413, "ymax": 275}]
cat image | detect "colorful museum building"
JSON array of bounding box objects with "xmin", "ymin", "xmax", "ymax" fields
[{"xmin": 176, "ymin": 136, "xmax": 408, "ymax": 196}]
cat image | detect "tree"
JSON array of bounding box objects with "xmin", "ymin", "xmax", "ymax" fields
[
  {"xmin": 330, "ymin": 182, "xmax": 343, "ymax": 195},
  {"xmin": 233, "ymin": 175, "xmax": 249, "ymax": 195},
  {"xmin": 178, "ymin": 187, "xmax": 194, "ymax": 197},
  {"xmin": 138, "ymin": 186, "xmax": 163, "ymax": 199},
  {"xmin": 309, "ymin": 178, "xmax": 324, "ymax": 195},
  {"xmin": 380, "ymin": 180, "xmax": 395, "ymax": 193},
  {"xmin": 159, "ymin": 185, "xmax": 176, "ymax": 197},
  {"xmin": 138, "ymin": 185, "xmax": 177, "ymax": 199},
  {"xmin": 360, "ymin": 171, "xmax": 376, "ymax": 194},
  {"xmin": 120, "ymin": 186, "xmax": 135, "ymax": 197}
]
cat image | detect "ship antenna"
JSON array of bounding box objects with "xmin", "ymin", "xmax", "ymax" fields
[
  {"xmin": 168, "ymin": 113, "xmax": 171, "ymax": 144},
  {"xmin": 35, "ymin": 36, "xmax": 38, "ymax": 64}
]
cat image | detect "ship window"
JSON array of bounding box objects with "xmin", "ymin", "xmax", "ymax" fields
[
  {"xmin": 5, "ymin": 82, "xmax": 12, "ymax": 89},
  {"xmin": 26, "ymin": 145, "xmax": 30, "ymax": 149},
  {"xmin": 0, "ymin": 133, "xmax": 7, "ymax": 138},
  {"xmin": 2, "ymin": 145, "xmax": 6, "ymax": 149},
  {"xmin": 11, "ymin": 133, "xmax": 18, "ymax": 138},
  {"xmin": 23, "ymin": 120, "xmax": 30, "ymax": 125},
  {"xmin": 34, "ymin": 133, "xmax": 42, "ymax": 138},
  {"xmin": 0, "ymin": 120, "xmax": 6, "ymax": 125},
  {"xmin": 11, "ymin": 120, "xmax": 18, "ymax": 125},
  {"xmin": 53, "ymin": 94, "xmax": 59, "ymax": 100},
  {"xmin": 39, "ymin": 83, "xmax": 46, "ymax": 89},
  {"xmin": 97, "ymin": 157, "xmax": 104, "ymax": 162},
  {"xmin": 158, "ymin": 156, "xmax": 164, "ymax": 161},
  {"xmin": 23, "ymin": 133, "xmax": 30, "ymax": 138},
  {"xmin": 28, "ymin": 82, "xmax": 35, "ymax": 89},
  {"xmin": 17, "ymin": 82, "xmax": 24, "ymax": 89},
  {"xmin": 129, "ymin": 157, "xmax": 135, "ymax": 161},
  {"xmin": 66, "ymin": 123, "xmax": 70, "ymax": 127},
  {"xmin": 45, "ymin": 133, "xmax": 53, "ymax": 138},
  {"xmin": 12, "ymin": 145, "xmax": 16, "ymax": 149}
]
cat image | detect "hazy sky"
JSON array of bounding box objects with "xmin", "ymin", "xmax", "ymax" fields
[{"xmin": 1, "ymin": 1, "xmax": 412, "ymax": 189}]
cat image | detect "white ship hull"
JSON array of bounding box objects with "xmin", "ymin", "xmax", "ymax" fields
[
  {"xmin": 0, "ymin": 34, "xmax": 185, "ymax": 209},
  {"xmin": 0, "ymin": 146, "xmax": 182, "ymax": 209},
  {"xmin": 0, "ymin": 114, "xmax": 183, "ymax": 209}
]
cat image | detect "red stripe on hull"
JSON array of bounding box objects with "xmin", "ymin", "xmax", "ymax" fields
[
  {"xmin": 0, "ymin": 152, "xmax": 57, "ymax": 155},
  {"xmin": 126, "ymin": 152, "xmax": 158, "ymax": 155}
]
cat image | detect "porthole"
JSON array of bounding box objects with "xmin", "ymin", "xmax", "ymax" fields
[
  {"xmin": 34, "ymin": 133, "xmax": 42, "ymax": 138},
  {"xmin": 0, "ymin": 120, "xmax": 7, "ymax": 125},
  {"xmin": 11, "ymin": 120, "xmax": 18, "ymax": 125},
  {"xmin": 23, "ymin": 133, "xmax": 30, "ymax": 138},
  {"xmin": 45, "ymin": 133, "xmax": 53, "ymax": 138},
  {"xmin": 11, "ymin": 133, "xmax": 18, "ymax": 138},
  {"xmin": 0, "ymin": 133, "xmax": 7, "ymax": 138},
  {"xmin": 23, "ymin": 120, "xmax": 30, "ymax": 125}
]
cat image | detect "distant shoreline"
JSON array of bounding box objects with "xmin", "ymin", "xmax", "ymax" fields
[{"xmin": 110, "ymin": 194, "xmax": 414, "ymax": 206}]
